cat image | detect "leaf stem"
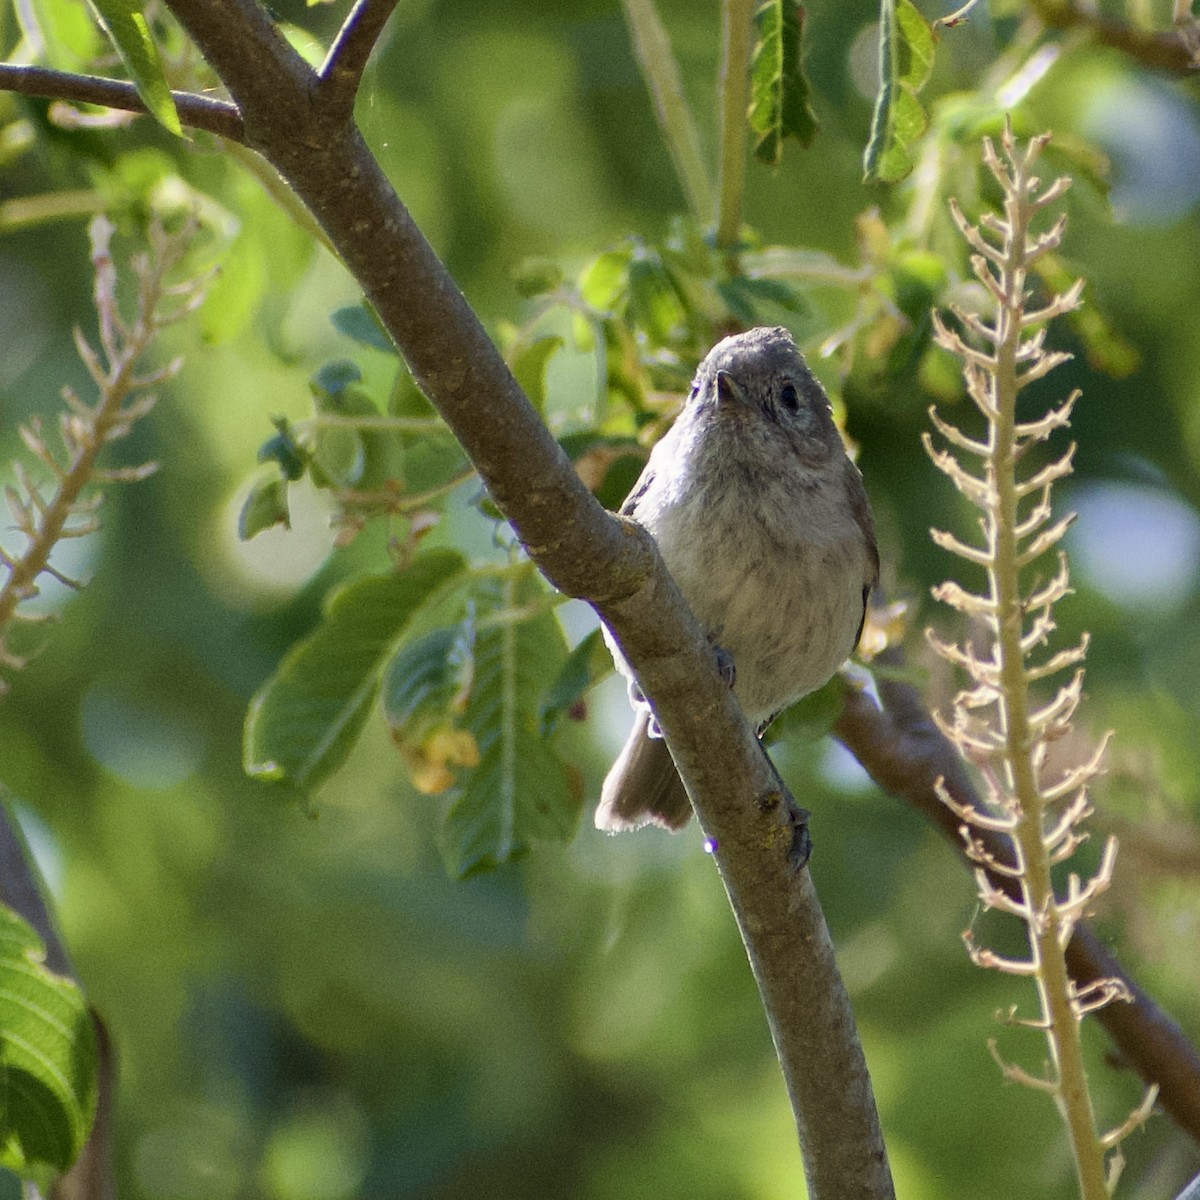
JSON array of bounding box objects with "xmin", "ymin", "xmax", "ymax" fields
[
  {"xmin": 716, "ymin": 0, "xmax": 754, "ymax": 252},
  {"xmin": 619, "ymin": 0, "xmax": 714, "ymax": 225}
]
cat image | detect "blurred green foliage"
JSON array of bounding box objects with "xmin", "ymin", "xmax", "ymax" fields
[{"xmin": 2, "ymin": 0, "xmax": 1200, "ymax": 1197}]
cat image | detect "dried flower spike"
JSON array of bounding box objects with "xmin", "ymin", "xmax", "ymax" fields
[
  {"xmin": 0, "ymin": 216, "xmax": 209, "ymax": 694},
  {"xmin": 925, "ymin": 123, "xmax": 1155, "ymax": 1199}
]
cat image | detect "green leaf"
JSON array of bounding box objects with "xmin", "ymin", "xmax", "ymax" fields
[
  {"xmin": 863, "ymin": 0, "xmax": 936, "ymax": 184},
  {"xmin": 539, "ymin": 627, "xmax": 612, "ymax": 734},
  {"xmin": 765, "ymin": 673, "xmax": 845, "ymax": 744},
  {"xmin": 382, "ymin": 620, "xmax": 476, "ymax": 744},
  {"xmin": 579, "ymin": 247, "xmax": 632, "ymax": 311},
  {"xmin": 257, "ymin": 417, "xmax": 307, "ymax": 482},
  {"xmin": 442, "ymin": 578, "xmax": 579, "ymax": 876},
  {"xmin": 512, "ymin": 257, "xmax": 564, "ymax": 298},
  {"xmin": 201, "ymin": 244, "xmax": 267, "ymax": 345},
  {"xmin": 244, "ymin": 551, "xmax": 467, "ymax": 790},
  {"xmin": 85, "ymin": 0, "xmax": 182, "ymax": 136},
  {"xmin": 509, "ymin": 335, "xmax": 563, "ymax": 415},
  {"xmin": 718, "ymin": 275, "xmax": 809, "ymax": 327},
  {"xmin": 748, "ymin": 1, "xmax": 819, "ymax": 168},
  {"xmin": 331, "ymin": 303, "xmax": 396, "ymax": 355},
  {"xmin": 238, "ymin": 475, "xmax": 290, "ymax": 540},
  {"xmin": 0, "ymin": 904, "xmax": 98, "ymax": 1175},
  {"xmin": 309, "ymin": 363, "xmax": 388, "ymax": 490}
]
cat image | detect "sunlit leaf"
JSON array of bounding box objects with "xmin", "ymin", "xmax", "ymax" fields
[
  {"xmin": 509, "ymin": 335, "xmax": 563, "ymax": 415},
  {"xmin": 863, "ymin": 0, "xmax": 936, "ymax": 183},
  {"xmin": 0, "ymin": 903, "xmax": 98, "ymax": 1175},
  {"xmin": 442, "ymin": 578, "xmax": 579, "ymax": 876},
  {"xmin": 244, "ymin": 551, "xmax": 468, "ymax": 791},
  {"xmin": 579, "ymin": 247, "xmax": 632, "ymax": 311},
  {"xmin": 201, "ymin": 230, "xmax": 267, "ymax": 345},
  {"xmin": 748, "ymin": 1, "xmax": 818, "ymax": 167},
  {"xmin": 86, "ymin": 0, "xmax": 182, "ymax": 136}
]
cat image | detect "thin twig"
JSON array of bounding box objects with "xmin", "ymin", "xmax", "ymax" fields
[
  {"xmin": 0, "ymin": 63, "xmax": 244, "ymax": 141},
  {"xmin": 317, "ymin": 0, "xmax": 401, "ymax": 119}
]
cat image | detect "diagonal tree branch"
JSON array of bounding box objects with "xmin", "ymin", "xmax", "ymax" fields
[
  {"xmin": 317, "ymin": 0, "xmax": 401, "ymax": 120},
  {"xmin": 834, "ymin": 649, "xmax": 1200, "ymax": 1145},
  {"xmin": 65, "ymin": 1, "xmax": 893, "ymax": 1195},
  {"xmin": 0, "ymin": 63, "xmax": 244, "ymax": 140}
]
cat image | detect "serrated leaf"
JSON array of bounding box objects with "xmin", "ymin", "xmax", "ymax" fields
[
  {"xmin": 509, "ymin": 336, "xmax": 563, "ymax": 415},
  {"xmin": 539, "ymin": 627, "xmax": 612, "ymax": 734},
  {"xmin": 244, "ymin": 552, "xmax": 467, "ymax": 790},
  {"xmin": 441, "ymin": 578, "xmax": 579, "ymax": 876},
  {"xmin": 749, "ymin": 1, "xmax": 819, "ymax": 167},
  {"xmin": 863, "ymin": 0, "xmax": 936, "ymax": 183},
  {"xmin": 86, "ymin": 0, "xmax": 181, "ymax": 136},
  {"xmin": 238, "ymin": 475, "xmax": 290, "ymax": 540},
  {"xmin": 331, "ymin": 303, "xmax": 396, "ymax": 354},
  {"xmin": 0, "ymin": 904, "xmax": 98, "ymax": 1174}
]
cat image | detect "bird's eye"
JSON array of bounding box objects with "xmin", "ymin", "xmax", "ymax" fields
[{"xmin": 780, "ymin": 382, "xmax": 800, "ymax": 413}]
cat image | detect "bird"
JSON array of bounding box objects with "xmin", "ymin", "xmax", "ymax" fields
[{"xmin": 595, "ymin": 326, "xmax": 878, "ymax": 833}]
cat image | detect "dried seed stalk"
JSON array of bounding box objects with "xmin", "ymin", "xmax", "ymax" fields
[
  {"xmin": 0, "ymin": 216, "xmax": 208, "ymax": 693},
  {"xmin": 926, "ymin": 125, "xmax": 1155, "ymax": 1198}
]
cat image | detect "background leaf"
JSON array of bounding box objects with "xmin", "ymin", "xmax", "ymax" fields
[
  {"xmin": 331, "ymin": 302, "xmax": 397, "ymax": 355},
  {"xmin": 748, "ymin": 1, "xmax": 818, "ymax": 167},
  {"xmin": 244, "ymin": 551, "xmax": 467, "ymax": 790},
  {"xmin": 0, "ymin": 904, "xmax": 97, "ymax": 1175},
  {"xmin": 862, "ymin": 0, "xmax": 936, "ymax": 183},
  {"xmin": 442, "ymin": 577, "xmax": 579, "ymax": 876},
  {"xmin": 85, "ymin": 0, "xmax": 182, "ymax": 136},
  {"xmin": 539, "ymin": 627, "xmax": 612, "ymax": 734}
]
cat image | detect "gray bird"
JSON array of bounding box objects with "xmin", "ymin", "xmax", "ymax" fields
[{"xmin": 596, "ymin": 326, "xmax": 879, "ymax": 832}]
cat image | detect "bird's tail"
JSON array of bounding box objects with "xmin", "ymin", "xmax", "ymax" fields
[{"xmin": 595, "ymin": 708, "xmax": 692, "ymax": 832}]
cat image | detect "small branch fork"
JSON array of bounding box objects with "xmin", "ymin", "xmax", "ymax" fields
[
  {"xmin": 0, "ymin": 216, "xmax": 209, "ymax": 693},
  {"xmin": 923, "ymin": 123, "xmax": 1155, "ymax": 1197},
  {"xmin": 317, "ymin": 0, "xmax": 401, "ymax": 121}
]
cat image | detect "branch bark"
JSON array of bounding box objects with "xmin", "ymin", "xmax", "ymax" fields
[
  {"xmin": 0, "ymin": 64, "xmax": 244, "ymax": 140},
  {"xmin": 834, "ymin": 650, "xmax": 1200, "ymax": 1145}
]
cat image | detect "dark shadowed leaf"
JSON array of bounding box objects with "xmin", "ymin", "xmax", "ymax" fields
[
  {"xmin": 331, "ymin": 302, "xmax": 396, "ymax": 354},
  {"xmin": 540, "ymin": 627, "xmax": 613, "ymax": 733}
]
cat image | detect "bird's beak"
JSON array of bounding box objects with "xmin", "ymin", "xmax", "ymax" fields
[{"xmin": 715, "ymin": 370, "xmax": 750, "ymax": 408}]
